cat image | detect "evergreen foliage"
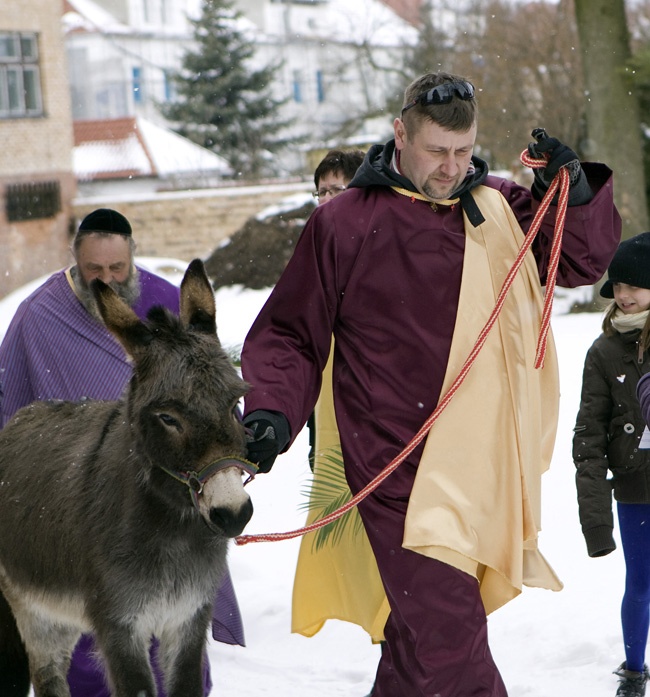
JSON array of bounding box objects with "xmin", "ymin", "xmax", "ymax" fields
[
  {"xmin": 161, "ymin": 0, "xmax": 294, "ymax": 180},
  {"xmin": 299, "ymin": 449, "xmax": 365, "ymax": 551}
]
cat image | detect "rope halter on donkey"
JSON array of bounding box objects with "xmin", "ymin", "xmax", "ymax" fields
[
  {"xmin": 159, "ymin": 457, "xmax": 258, "ymax": 513},
  {"xmin": 235, "ymin": 147, "xmax": 571, "ymax": 547}
]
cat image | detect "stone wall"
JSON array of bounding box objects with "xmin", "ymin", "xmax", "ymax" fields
[
  {"xmin": 73, "ymin": 180, "xmax": 312, "ymax": 265},
  {"xmin": 0, "ymin": 178, "xmax": 311, "ymax": 299}
]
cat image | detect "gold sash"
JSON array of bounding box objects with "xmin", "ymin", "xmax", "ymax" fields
[{"xmin": 402, "ymin": 185, "xmax": 563, "ymax": 613}]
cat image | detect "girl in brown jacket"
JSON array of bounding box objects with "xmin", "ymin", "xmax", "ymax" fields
[{"xmin": 574, "ymin": 232, "xmax": 650, "ymax": 697}]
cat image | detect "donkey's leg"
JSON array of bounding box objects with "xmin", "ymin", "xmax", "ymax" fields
[
  {"xmin": 160, "ymin": 608, "xmax": 212, "ymax": 697},
  {"xmin": 17, "ymin": 617, "xmax": 78, "ymax": 697},
  {"xmin": 31, "ymin": 660, "xmax": 72, "ymax": 697},
  {"xmin": 98, "ymin": 627, "xmax": 157, "ymax": 697}
]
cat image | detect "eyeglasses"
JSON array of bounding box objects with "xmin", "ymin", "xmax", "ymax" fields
[
  {"xmin": 312, "ymin": 185, "xmax": 347, "ymax": 201},
  {"xmin": 401, "ymin": 81, "xmax": 475, "ymax": 114}
]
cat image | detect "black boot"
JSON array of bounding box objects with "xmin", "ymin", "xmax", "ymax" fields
[{"xmin": 614, "ymin": 662, "xmax": 650, "ymax": 697}]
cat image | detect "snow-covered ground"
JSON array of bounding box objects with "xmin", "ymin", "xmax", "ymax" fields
[{"xmin": 1, "ymin": 266, "xmax": 627, "ymax": 696}]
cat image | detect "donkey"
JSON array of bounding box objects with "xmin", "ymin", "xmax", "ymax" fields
[{"xmin": 0, "ymin": 259, "xmax": 254, "ymax": 697}]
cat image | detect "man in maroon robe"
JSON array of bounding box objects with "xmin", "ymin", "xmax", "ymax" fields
[
  {"xmin": 0, "ymin": 208, "xmax": 244, "ymax": 696},
  {"xmin": 240, "ymin": 73, "xmax": 621, "ymax": 696}
]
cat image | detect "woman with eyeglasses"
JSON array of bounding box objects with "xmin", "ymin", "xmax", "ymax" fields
[
  {"xmin": 311, "ymin": 148, "xmax": 364, "ymax": 204},
  {"xmin": 241, "ymin": 71, "xmax": 621, "ymax": 696}
]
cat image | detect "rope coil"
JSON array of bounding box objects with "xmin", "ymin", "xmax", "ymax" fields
[{"xmin": 235, "ymin": 151, "xmax": 571, "ymax": 546}]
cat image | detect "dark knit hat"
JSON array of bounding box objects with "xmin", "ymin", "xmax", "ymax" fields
[
  {"xmin": 78, "ymin": 208, "xmax": 132, "ymax": 236},
  {"xmin": 600, "ymin": 232, "xmax": 650, "ymax": 298}
]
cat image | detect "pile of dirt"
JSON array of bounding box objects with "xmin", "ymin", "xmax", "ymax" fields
[{"xmin": 204, "ymin": 200, "xmax": 315, "ymax": 289}]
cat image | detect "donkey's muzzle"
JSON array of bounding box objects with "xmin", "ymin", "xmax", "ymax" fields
[{"xmin": 210, "ymin": 498, "xmax": 253, "ymax": 537}]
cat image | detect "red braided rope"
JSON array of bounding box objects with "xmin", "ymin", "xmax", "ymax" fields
[{"xmin": 235, "ymin": 151, "xmax": 571, "ymax": 546}]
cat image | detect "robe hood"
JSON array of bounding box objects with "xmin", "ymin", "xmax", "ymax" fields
[{"xmin": 349, "ymin": 140, "xmax": 491, "ymax": 226}]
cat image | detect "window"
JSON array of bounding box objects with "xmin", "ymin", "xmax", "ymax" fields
[
  {"xmin": 162, "ymin": 70, "xmax": 174, "ymax": 102},
  {"xmin": 316, "ymin": 70, "xmax": 324, "ymax": 103},
  {"xmin": 132, "ymin": 66, "xmax": 143, "ymax": 104},
  {"xmin": 0, "ymin": 32, "xmax": 43, "ymax": 118},
  {"xmin": 6, "ymin": 180, "xmax": 61, "ymax": 222},
  {"xmin": 293, "ymin": 70, "xmax": 302, "ymax": 103}
]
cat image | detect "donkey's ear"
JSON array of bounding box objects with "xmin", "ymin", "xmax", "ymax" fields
[
  {"xmin": 180, "ymin": 259, "xmax": 216, "ymax": 334},
  {"xmin": 91, "ymin": 280, "xmax": 153, "ymax": 355}
]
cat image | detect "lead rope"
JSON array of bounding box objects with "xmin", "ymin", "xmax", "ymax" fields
[{"xmin": 235, "ymin": 151, "xmax": 571, "ymax": 546}]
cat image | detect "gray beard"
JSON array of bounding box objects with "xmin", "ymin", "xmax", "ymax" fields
[{"xmin": 72, "ymin": 266, "xmax": 141, "ymax": 321}]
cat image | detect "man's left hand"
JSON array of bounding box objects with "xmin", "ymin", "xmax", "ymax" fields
[
  {"xmin": 527, "ymin": 131, "xmax": 581, "ymax": 185},
  {"xmin": 527, "ymin": 128, "xmax": 592, "ymax": 205}
]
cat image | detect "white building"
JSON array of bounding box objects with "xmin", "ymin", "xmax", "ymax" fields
[
  {"xmin": 64, "ymin": 0, "xmax": 203, "ymax": 122},
  {"xmin": 63, "ymin": 0, "xmax": 420, "ymax": 175},
  {"xmin": 238, "ymin": 0, "xmax": 419, "ymax": 141}
]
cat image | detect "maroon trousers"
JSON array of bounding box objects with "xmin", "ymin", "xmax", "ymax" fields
[{"xmin": 358, "ymin": 490, "xmax": 508, "ymax": 697}]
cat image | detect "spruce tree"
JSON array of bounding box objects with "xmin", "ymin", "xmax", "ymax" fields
[{"xmin": 161, "ymin": 0, "xmax": 293, "ymax": 180}]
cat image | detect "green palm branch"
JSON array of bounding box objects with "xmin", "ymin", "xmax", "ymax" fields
[{"xmin": 299, "ymin": 448, "xmax": 365, "ymax": 551}]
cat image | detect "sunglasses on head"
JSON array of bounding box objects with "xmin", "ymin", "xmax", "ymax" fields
[{"xmin": 401, "ymin": 81, "xmax": 475, "ymax": 114}]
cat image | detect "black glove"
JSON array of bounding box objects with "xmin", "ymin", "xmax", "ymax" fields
[
  {"xmin": 243, "ymin": 410, "xmax": 290, "ymax": 474},
  {"xmin": 527, "ymin": 128, "xmax": 592, "ymax": 205}
]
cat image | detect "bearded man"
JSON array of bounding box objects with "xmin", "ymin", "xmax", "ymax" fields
[
  {"xmin": 0, "ymin": 208, "xmax": 180, "ymax": 423},
  {"xmin": 0, "ymin": 208, "xmax": 245, "ymax": 696}
]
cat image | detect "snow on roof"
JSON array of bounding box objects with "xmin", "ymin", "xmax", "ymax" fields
[
  {"xmin": 137, "ymin": 118, "xmax": 230, "ymax": 176},
  {"xmin": 74, "ymin": 118, "xmax": 150, "ymax": 179},
  {"xmin": 326, "ymin": 0, "xmax": 419, "ymax": 45},
  {"xmin": 256, "ymin": 0, "xmax": 419, "ymax": 47},
  {"xmin": 378, "ymin": 0, "xmax": 423, "ymax": 27},
  {"xmin": 63, "ymin": 0, "xmax": 127, "ymax": 35},
  {"xmin": 63, "ymin": 0, "xmax": 418, "ymax": 48},
  {"xmin": 73, "ymin": 117, "xmax": 230, "ymax": 181}
]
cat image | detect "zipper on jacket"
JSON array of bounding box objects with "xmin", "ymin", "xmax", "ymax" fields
[{"xmin": 638, "ymin": 340, "xmax": 644, "ymax": 364}]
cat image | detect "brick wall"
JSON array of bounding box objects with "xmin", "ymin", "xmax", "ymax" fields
[
  {"xmin": 0, "ymin": 0, "xmax": 76, "ymax": 297},
  {"xmin": 0, "ymin": 173, "xmax": 77, "ymax": 296},
  {"xmin": 0, "ymin": 1, "xmax": 74, "ymax": 178}
]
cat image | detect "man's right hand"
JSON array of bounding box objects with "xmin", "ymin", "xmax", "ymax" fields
[{"xmin": 243, "ymin": 410, "xmax": 290, "ymax": 473}]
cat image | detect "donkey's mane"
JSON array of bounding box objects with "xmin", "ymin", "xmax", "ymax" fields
[{"xmin": 146, "ymin": 304, "xmax": 182, "ymax": 330}]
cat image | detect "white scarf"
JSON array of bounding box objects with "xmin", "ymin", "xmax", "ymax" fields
[{"xmin": 611, "ymin": 308, "xmax": 650, "ymax": 333}]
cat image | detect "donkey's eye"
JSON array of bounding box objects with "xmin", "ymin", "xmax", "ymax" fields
[{"xmin": 159, "ymin": 413, "xmax": 182, "ymax": 431}]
